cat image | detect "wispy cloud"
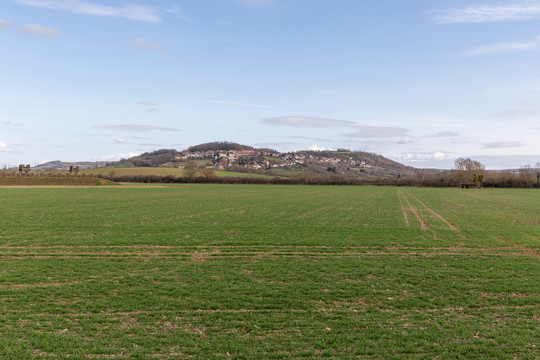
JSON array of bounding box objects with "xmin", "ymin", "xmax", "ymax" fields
[
  {"xmin": 207, "ymin": 100, "xmax": 269, "ymax": 108},
  {"xmin": 3, "ymin": 121, "xmax": 24, "ymax": 127},
  {"xmin": 19, "ymin": 24, "xmax": 61, "ymax": 37},
  {"xmin": 400, "ymin": 152, "xmax": 447, "ymax": 161},
  {"xmin": 428, "ymin": 131, "xmax": 459, "ymax": 138},
  {"xmin": 485, "ymin": 141, "xmax": 523, "ymax": 149},
  {"xmin": 461, "ymin": 36, "xmax": 540, "ymax": 56},
  {"xmin": 115, "ymin": 138, "xmax": 127, "ymax": 144},
  {"xmin": 137, "ymin": 99, "xmax": 157, "ymax": 106},
  {"xmin": 93, "ymin": 124, "xmax": 180, "ymax": 132},
  {"xmin": 253, "ymin": 142, "xmax": 294, "ymax": 148},
  {"xmin": 308, "ymin": 145, "xmax": 334, "ymax": 151},
  {"xmin": 97, "ymin": 152, "xmax": 140, "ymax": 161},
  {"xmin": 435, "ymin": 3, "xmax": 540, "ymax": 24},
  {"xmin": 132, "ymin": 38, "xmax": 164, "ymax": 51},
  {"xmin": 341, "ymin": 125, "xmax": 410, "ymax": 138},
  {"xmin": 397, "ymin": 137, "xmax": 418, "ymax": 144},
  {"xmin": 0, "ymin": 19, "xmax": 11, "ymax": 29},
  {"xmin": 0, "ymin": 141, "xmax": 24, "ymax": 153},
  {"xmin": 262, "ymin": 116, "xmax": 355, "ymax": 128},
  {"xmin": 492, "ymin": 106, "xmax": 539, "ymax": 118},
  {"xmin": 165, "ymin": 5, "xmax": 192, "ymax": 22},
  {"xmin": 16, "ymin": 0, "xmax": 161, "ymax": 23},
  {"xmin": 289, "ymin": 136, "xmax": 333, "ymax": 142}
]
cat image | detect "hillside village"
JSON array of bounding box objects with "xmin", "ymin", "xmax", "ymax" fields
[
  {"xmin": 176, "ymin": 148, "xmax": 373, "ymax": 171},
  {"xmin": 32, "ymin": 142, "xmax": 415, "ymax": 179}
]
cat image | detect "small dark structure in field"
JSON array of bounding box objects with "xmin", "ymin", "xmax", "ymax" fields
[
  {"xmin": 461, "ymin": 183, "xmax": 475, "ymax": 189},
  {"xmin": 18, "ymin": 164, "xmax": 31, "ymax": 174},
  {"xmin": 69, "ymin": 166, "xmax": 80, "ymax": 175}
]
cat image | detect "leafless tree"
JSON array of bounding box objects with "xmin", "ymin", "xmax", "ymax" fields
[
  {"xmin": 454, "ymin": 157, "xmax": 485, "ymax": 187},
  {"xmin": 183, "ymin": 161, "xmax": 199, "ymax": 179}
]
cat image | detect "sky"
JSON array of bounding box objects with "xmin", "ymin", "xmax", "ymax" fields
[{"xmin": 1, "ymin": 0, "xmax": 539, "ymax": 169}]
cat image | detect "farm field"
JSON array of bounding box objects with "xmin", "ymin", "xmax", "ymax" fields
[
  {"xmin": 80, "ymin": 167, "xmax": 274, "ymax": 179},
  {"xmin": 0, "ymin": 185, "xmax": 538, "ymax": 359}
]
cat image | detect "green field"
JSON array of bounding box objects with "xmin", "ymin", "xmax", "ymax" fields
[
  {"xmin": 80, "ymin": 167, "xmax": 274, "ymax": 179},
  {"xmin": 0, "ymin": 185, "xmax": 538, "ymax": 359}
]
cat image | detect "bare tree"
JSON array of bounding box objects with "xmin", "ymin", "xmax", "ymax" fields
[
  {"xmin": 454, "ymin": 157, "xmax": 485, "ymax": 187},
  {"xmin": 519, "ymin": 165, "xmax": 533, "ymax": 187},
  {"xmin": 200, "ymin": 167, "xmax": 216, "ymax": 180},
  {"xmin": 183, "ymin": 161, "xmax": 199, "ymax": 179}
]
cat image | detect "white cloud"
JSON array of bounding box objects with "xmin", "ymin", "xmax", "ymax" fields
[
  {"xmin": 485, "ymin": 141, "xmax": 523, "ymax": 149},
  {"xmin": 262, "ymin": 116, "xmax": 355, "ymax": 128},
  {"xmin": 19, "ymin": 24, "xmax": 61, "ymax": 37},
  {"xmin": 432, "ymin": 152, "xmax": 446, "ymax": 160},
  {"xmin": 428, "ymin": 131, "xmax": 459, "ymax": 138},
  {"xmin": 308, "ymin": 145, "xmax": 329, "ymax": 151},
  {"xmin": 400, "ymin": 152, "xmax": 447, "ymax": 161},
  {"xmin": 132, "ymin": 38, "xmax": 164, "ymax": 51},
  {"xmin": 435, "ymin": 3, "xmax": 540, "ymax": 24},
  {"xmin": 0, "ymin": 141, "xmax": 24, "ymax": 153},
  {"xmin": 461, "ymin": 36, "xmax": 540, "ymax": 56},
  {"xmin": 397, "ymin": 137, "xmax": 418, "ymax": 144},
  {"xmin": 115, "ymin": 138, "xmax": 126, "ymax": 144},
  {"xmin": 98, "ymin": 152, "xmax": 140, "ymax": 161},
  {"xmin": 16, "ymin": 0, "xmax": 161, "ymax": 23},
  {"xmin": 165, "ymin": 5, "xmax": 192, "ymax": 22}
]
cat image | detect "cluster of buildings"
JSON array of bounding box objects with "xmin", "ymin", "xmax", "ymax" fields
[{"xmin": 175, "ymin": 149, "xmax": 373, "ymax": 171}]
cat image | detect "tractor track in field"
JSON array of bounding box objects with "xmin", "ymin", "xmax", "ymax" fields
[
  {"xmin": 404, "ymin": 190, "xmax": 461, "ymax": 232},
  {"xmin": 398, "ymin": 191, "xmax": 427, "ymax": 230},
  {"xmin": 397, "ymin": 192, "xmax": 409, "ymax": 227},
  {"xmin": 497, "ymin": 236, "xmax": 540, "ymax": 259}
]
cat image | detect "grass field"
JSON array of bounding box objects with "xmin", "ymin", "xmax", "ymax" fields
[
  {"xmin": 0, "ymin": 185, "xmax": 538, "ymax": 359},
  {"xmin": 80, "ymin": 167, "xmax": 274, "ymax": 179}
]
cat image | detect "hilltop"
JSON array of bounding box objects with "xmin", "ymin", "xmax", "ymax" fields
[
  {"xmin": 26, "ymin": 142, "xmax": 415, "ymax": 180},
  {"xmin": 107, "ymin": 142, "xmax": 414, "ymax": 179}
]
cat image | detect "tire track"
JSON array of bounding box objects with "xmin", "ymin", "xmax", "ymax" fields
[
  {"xmin": 404, "ymin": 191, "xmax": 460, "ymax": 232},
  {"xmin": 397, "ymin": 191, "xmax": 409, "ymax": 227},
  {"xmin": 398, "ymin": 191, "xmax": 427, "ymax": 230}
]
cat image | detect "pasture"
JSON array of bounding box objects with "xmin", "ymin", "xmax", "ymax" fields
[
  {"xmin": 80, "ymin": 167, "xmax": 273, "ymax": 179},
  {"xmin": 0, "ymin": 185, "xmax": 538, "ymax": 359}
]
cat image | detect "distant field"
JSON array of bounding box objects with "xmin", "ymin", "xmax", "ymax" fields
[
  {"xmin": 0, "ymin": 186, "xmax": 538, "ymax": 358},
  {"xmin": 81, "ymin": 167, "xmax": 274, "ymax": 179}
]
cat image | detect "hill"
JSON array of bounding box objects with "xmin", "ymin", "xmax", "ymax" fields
[
  {"xmin": 112, "ymin": 144, "xmax": 415, "ymax": 179},
  {"xmin": 30, "ymin": 143, "xmax": 416, "ymax": 180}
]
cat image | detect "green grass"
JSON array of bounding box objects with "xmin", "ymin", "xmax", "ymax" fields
[{"xmin": 0, "ymin": 185, "xmax": 538, "ymax": 359}]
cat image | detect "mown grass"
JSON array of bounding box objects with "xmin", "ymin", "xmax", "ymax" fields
[
  {"xmin": 0, "ymin": 185, "xmax": 537, "ymax": 359},
  {"xmin": 80, "ymin": 167, "xmax": 274, "ymax": 179}
]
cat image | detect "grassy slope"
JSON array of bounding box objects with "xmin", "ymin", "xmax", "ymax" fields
[
  {"xmin": 0, "ymin": 186, "xmax": 537, "ymax": 359},
  {"xmin": 80, "ymin": 167, "xmax": 274, "ymax": 178}
]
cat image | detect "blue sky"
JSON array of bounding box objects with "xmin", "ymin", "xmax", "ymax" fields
[{"xmin": 1, "ymin": 0, "xmax": 539, "ymax": 169}]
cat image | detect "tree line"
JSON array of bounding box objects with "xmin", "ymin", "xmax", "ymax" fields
[{"xmin": 97, "ymin": 158, "xmax": 540, "ymax": 188}]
